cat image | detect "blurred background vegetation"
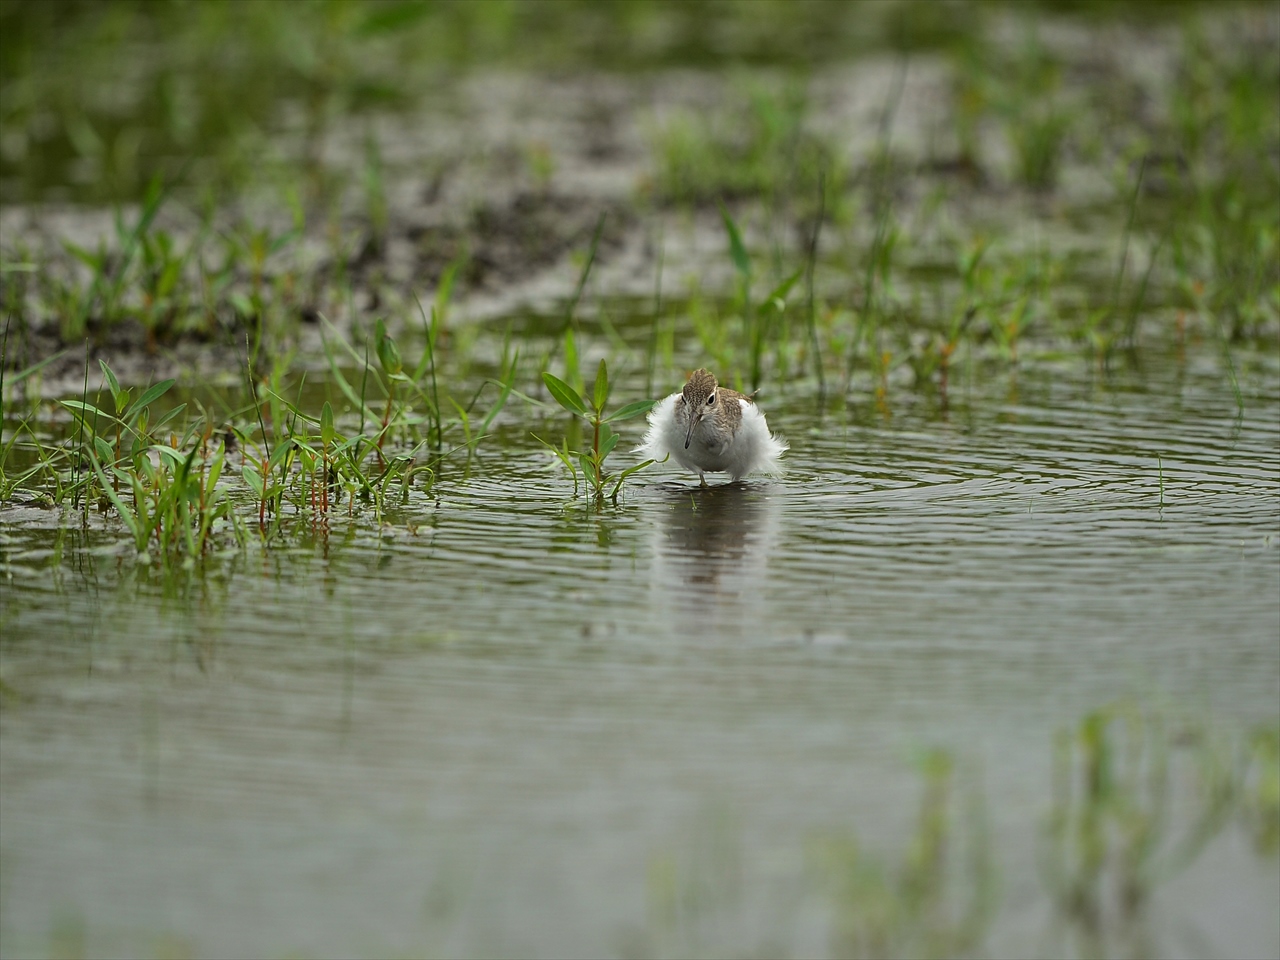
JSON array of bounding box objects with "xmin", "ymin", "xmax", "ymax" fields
[{"xmin": 2, "ymin": 0, "xmax": 1270, "ymax": 205}]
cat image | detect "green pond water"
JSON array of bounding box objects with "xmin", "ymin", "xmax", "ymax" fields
[{"xmin": 1, "ymin": 343, "xmax": 1278, "ymax": 958}]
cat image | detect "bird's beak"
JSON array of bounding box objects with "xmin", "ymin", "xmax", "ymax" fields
[{"xmin": 684, "ymin": 411, "xmax": 700, "ymax": 449}]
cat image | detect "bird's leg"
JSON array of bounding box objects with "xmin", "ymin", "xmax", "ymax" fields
[{"xmin": 699, "ymin": 471, "xmax": 708, "ymax": 488}]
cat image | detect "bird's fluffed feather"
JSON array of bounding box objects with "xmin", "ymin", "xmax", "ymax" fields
[{"xmin": 638, "ymin": 389, "xmax": 787, "ymax": 482}]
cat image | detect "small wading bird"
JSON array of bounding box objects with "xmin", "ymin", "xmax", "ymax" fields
[{"xmin": 639, "ymin": 368, "xmax": 787, "ymax": 485}]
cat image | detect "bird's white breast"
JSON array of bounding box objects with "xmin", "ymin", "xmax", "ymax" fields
[{"xmin": 638, "ymin": 394, "xmax": 787, "ymax": 481}]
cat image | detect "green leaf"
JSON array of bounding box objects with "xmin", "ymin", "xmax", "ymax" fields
[
  {"xmin": 87, "ymin": 449, "xmax": 143, "ymax": 543},
  {"xmin": 98, "ymin": 359, "xmax": 121, "ymax": 403},
  {"xmin": 207, "ymin": 442, "xmax": 225, "ymax": 491},
  {"xmin": 600, "ymin": 430, "xmax": 620, "ymax": 460},
  {"xmin": 59, "ymin": 398, "xmax": 109, "ymax": 425},
  {"xmin": 563, "ymin": 326, "xmax": 581, "ymax": 393},
  {"xmin": 719, "ymin": 204, "xmax": 751, "ymax": 278},
  {"xmin": 242, "ymin": 463, "xmax": 264, "ymax": 498},
  {"xmin": 592, "ymin": 358, "xmax": 610, "ymax": 413},
  {"xmin": 229, "ymin": 291, "xmax": 254, "ymax": 317},
  {"xmin": 359, "ymin": 0, "xmax": 431, "ymax": 35},
  {"xmin": 375, "ymin": 318, "xmax": 402, "ymax": 376},
  {"xmin": 174, "ymin": 445, "xmax": 200, "ymax": 487},
  {"xmin": 542, "ymin": 372, "xmax": 588, "ymax": 416},
  {"xmin": 320, "ymin": 401, "xmax": 335, "ymax": 447},
  {"xmin": 62, "ymin": 239, "xmax": 105, "ymax": 271},
  {"xmin": 93, "ymin": 436, "xmax": 113, "ymax": 464},
  {"xmin": 434, "ymin": 259, "xmax": 461, "ymax": 322},
  {"xmin": 151, "ymin": 445, "xmax": 186, "ymax": 469},
  {"xmin": 268, "ymin": 441, "xmax": 293, "ymax": 470},
  {"xmin": 759, "ymin": 267, "xmax": 803, "ymax": 314},
  {"xmin": 610, "ymin": 458, "xmax": 658, "ymax": 499},
  {"xmin": 604, "ymin": 399, "xmax": 657, "ymax": 423},
  {"xmin": 124, "ymin": 379, "xmax": 176, "ymax": 422},
  {"xmin": 150, "ymin": 402, "xmax": 188, "ymax": 433},
  {"xmin": 331, "ymin": 435, "xmax": 367, "ymax": 456},
  {"xmin": 531, "ymin": 433, "xmax": 578, "ymax": 478}
]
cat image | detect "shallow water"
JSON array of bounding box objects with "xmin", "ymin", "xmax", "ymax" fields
[{"xmin": 1, "ymin": 347, "xmax": 1278, "ymax": 958}]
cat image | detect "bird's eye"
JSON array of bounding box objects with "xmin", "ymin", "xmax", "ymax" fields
[{"xmin": 706, "ymin": 393, "xmax": 715, "ymax": 405}]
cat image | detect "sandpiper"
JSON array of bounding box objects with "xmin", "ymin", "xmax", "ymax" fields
[{"xmin": 639, "ymin": 368, "xmax": 787, "ymax": 485}]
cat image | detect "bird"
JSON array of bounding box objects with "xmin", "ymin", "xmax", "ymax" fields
[{"xmin": 638, "ymin": 368, "xmax": 787, "ymax": 485}]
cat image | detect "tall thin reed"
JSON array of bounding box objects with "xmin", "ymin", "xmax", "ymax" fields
[
  {"xmin": 805, "ymin": 173, "xmax": 827, "ymax": 396},
  {"xmin": 646, "ymin": 228, "xmax": 664, "ymax": 398}
]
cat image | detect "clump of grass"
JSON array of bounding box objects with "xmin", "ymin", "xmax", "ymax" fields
[
  {"xmin": 1, "ymin": 178, "xmax": 317, "ymax": 362},
  {"xmin": 676, "ymin": 206, "xmax": 808, "ymax": 394},
  {"xmin": 1, "ymin": 268, "xmax": 519, "ymax": 556},
  {"xmin": 952, "ymin": 30, "xmax": 1074, "ymax": 190},
  {"xmin": 650, "ymin": 82, "xmax": 843, "ymax": 217},
  {"xmin": 50, "ymin": 359, "xmax": 241, "ymax": 565}
]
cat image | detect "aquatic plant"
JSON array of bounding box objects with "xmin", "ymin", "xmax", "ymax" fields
[
  {"xmin": 538, "ymin": 358, "xmax": 656, "ymax": 501},
  {"xmin": 44, "ymin": 359, "xmax": 244, "ymax": 564}
]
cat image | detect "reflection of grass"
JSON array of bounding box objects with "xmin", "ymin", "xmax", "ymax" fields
[
  {"xmin": 814, "ymin": 749, "xmax": 994, "ymax": 960},
  {"xmin": 16, "ymin": 709, "xmax": 1275, "ymax": 958},
  {"xmin": 1043, "ymin": 705, "xmax": 1279, "ymax": 959},
  {"xmin": 622, "ymin": 709, "xmax": 1280, "ymax": 960},
  {"xmin": 1241, "ymin": 727, "xmax": 1280, "ymax": 857}
]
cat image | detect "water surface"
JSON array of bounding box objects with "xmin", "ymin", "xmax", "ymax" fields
[{"xmin": 2, "ymin": 349, "xmax": 1278, "ymax": 958}]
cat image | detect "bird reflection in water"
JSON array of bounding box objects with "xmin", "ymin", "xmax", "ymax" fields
[{"xmin": 647, "ymin": 483, "xmax": 781, "ymax": 640}]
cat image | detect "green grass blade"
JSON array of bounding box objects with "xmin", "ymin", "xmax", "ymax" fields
[
  {"xmin": 719, "ymin": 204, "xmax": 752, "ymax": 278},
  {"xmin": 610, "ymin": 457, "xmax": 658, "ymax": 499},
  {"xmin": 761, "ymin": 266, "xmax": 803, "ymax": 313},
  {"xmin": 6, "ymin": 348, "xmax": 72, "ymax": 386},
  {"xmin": 88, "ymin": 450, "xmax": 144, "ymax": 545}
]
